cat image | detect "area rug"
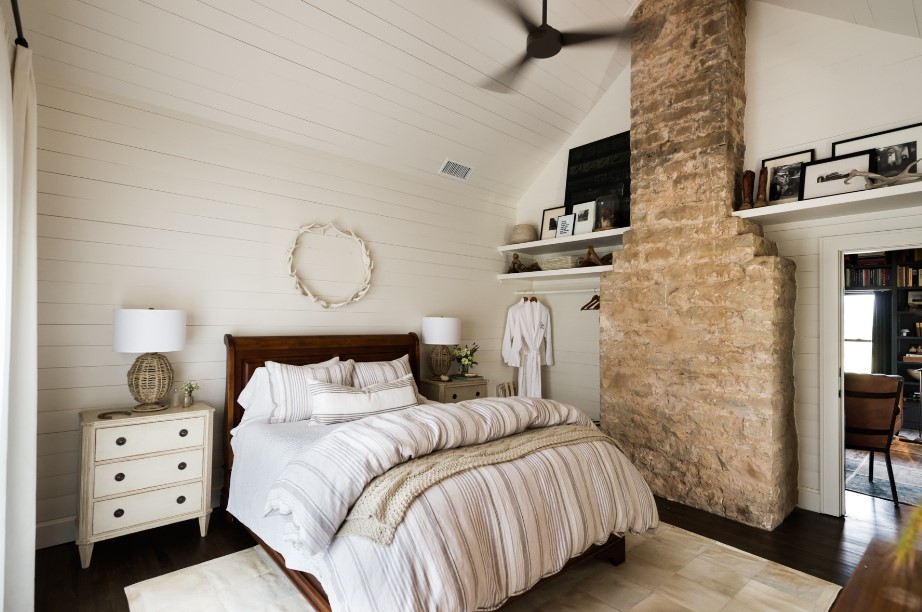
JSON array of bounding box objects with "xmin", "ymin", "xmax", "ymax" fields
[
  {"xmin": 845, "ymin": 438, "xmax": 922, "ymax": 506},
  {"xmin": 126, "ymin": 524, "xmax": 841, "ymax": 612}
]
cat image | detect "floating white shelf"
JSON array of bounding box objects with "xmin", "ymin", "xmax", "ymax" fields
[
  {"xmin": 733, "ymin": 181, "xmax": 922, "ymax": 224},
  {"xmin": 497, "ymin": 227, "xmax": 628, "ymax": 256},
  {"xmin": 497, "ymin": 265, "xmax": 613, "ymax": 284}
]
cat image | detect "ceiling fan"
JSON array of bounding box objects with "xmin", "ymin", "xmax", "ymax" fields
[{"xmin": 482, "ymin": 0, "xmax": 629, "ymax": 91}]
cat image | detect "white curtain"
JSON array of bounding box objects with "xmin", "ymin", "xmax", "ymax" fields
[{"xmin": 0, "ymin": 12, "xmax": 37, "ymax": 610}]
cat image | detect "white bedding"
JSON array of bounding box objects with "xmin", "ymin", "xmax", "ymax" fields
[{"xmin": 228, "ymin": 399, "xmax": 658, "ymax": 612}]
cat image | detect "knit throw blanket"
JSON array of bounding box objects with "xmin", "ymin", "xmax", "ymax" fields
[{"xmin": 338, "ymin": 424, "xmax": 615, "ymax": 545}]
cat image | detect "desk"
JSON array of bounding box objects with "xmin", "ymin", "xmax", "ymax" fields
[{"xmin": 832, "ymin": 539, "xmax": 922, "ymax": 611}]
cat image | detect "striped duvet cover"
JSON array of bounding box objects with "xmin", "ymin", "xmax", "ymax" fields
[{"xmin": 239, "ymin": 397, "xmax": 658, "ymax": 611}]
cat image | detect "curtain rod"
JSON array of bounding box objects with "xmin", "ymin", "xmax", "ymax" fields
[{"xmin": 10, "ymin": 0, "xmax": 27, "ymax": 48}]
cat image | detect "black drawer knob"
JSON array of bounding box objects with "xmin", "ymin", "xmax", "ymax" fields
[
  {"xmin": 452, "ymin": 393, "xmax": 457, "ymax": 400},
  {"xmin": 116, "ymin": 437, "xmax": 126, "ymax": 446},
  {"xmin": 176, "ymin": 495, "xmax": 186, "ymax": 504},
  {"xmin": 475, "ymin": 391, "xmax": 481, "ymax": 397},
  {"xmin": 114, "ymin": 509, "xmax": 124, "ymax": 518},
  {"xmin": 179, "ymin": 429, "xmax": 188, "ymax": 437},
  {"xmin": 114, "ymin": 473, "xmax": 125, "ymax": 482},
  {"xmin": 178, "ymin": 462, "xmax": 187, "ymax": 470}
]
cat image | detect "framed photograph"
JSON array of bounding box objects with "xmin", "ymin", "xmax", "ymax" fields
[
  {"xmin": 833, "ymin": 122, "xmax": 922, "ymax": 178},
  {"xmin": 540, "ymin": 206, "xmax": 566, "ymax": 240},
  {"xmin": 555, "ymin": 213, "xmax": 575, "ymax": 237},
  {"xmin": 799, "ymin": 150, "xmax": 876, "ymax": 201},
  {"xmin": 909, "ymin": 291, "xmax": 922, "ymax": 306},
  {"xmin": 593, "ymin": 196, "xmax": 618, "ymax": 231},
  {"xmin": 571, "ymin": 201, "xmax": 595, "ymax": 235},
  {"xmin": 762, "ymin": 149, "xmax": 814, "ymax": 205}
]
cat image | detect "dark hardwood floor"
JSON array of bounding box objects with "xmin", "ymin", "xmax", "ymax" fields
[{"xmin": 36, "ymin": 493, "xmax": 909, "ymax": 611}]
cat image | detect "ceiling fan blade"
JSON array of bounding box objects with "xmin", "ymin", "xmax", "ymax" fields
[
  {"xmin": 480, "ymin": 53, "xmax": 532, "ymax": 92},
  {"xmin": 495, "ymin": 0, "xmax": 538, "ymax": 32},
  {"xmin": 560, "ymin": 27, "xmax": 629, "ymax": 47}
]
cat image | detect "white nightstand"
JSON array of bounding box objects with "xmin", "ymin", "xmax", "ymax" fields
[
  {"xmin": 418, "ymin": 378, "xmax": 489, "ymax": 403},
  {"xmin": 76, "ymin": 403, "xmax": 214, "ymax": 568}
]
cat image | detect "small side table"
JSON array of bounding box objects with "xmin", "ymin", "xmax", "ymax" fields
[
  {"xmin": 76, "ymin": 403, "xmax": 214, "ymax": 568},
  {"xmin": 419, "ymin": 378, "xmax": 489, "ymax": 403}
]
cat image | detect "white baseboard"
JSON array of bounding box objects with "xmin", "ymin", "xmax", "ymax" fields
[{"xmin": 796, "ymin": 487, "xmax": 821, "ymax": 513}]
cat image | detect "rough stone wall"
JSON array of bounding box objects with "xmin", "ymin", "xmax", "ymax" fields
[{"xmin": 599, "ymin": 0, "xmax": 798, "ymax": 530}]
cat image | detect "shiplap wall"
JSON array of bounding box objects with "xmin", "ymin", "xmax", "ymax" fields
[
  {"xmin": 35, "ymin": 79, "xmax": 518, "ymax": 547},
  {"xmin": 746, "ymin": 2, "xmax": 922, "ymax": 511},
  {"xmin": 510, "ymin": 71, "xmax": 631, "ymax": 420}
]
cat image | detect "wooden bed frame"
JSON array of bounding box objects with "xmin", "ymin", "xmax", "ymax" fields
[{"xmin": 223, "ymin": 332, "xmax": 625, "ymax": 612}]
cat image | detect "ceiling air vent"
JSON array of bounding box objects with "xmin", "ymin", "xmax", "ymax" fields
[{"xmin": 438, "ymin": 159, "xmax": 473, "ymax": 182}]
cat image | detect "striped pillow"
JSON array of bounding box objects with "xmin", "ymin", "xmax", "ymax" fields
[
  {"xmin": 308, "ymin": 374, "xmax": 419, "ymax": 425},
  {"xmin": 266, "ymin": 359, "xmax": 354, "ymax": 423},
  {"xmin": 352, "ymin": 354, "xmax": 412, "ymax": 388}
]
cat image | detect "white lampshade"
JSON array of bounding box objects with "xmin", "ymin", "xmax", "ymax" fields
[
  {"xmin": 113, "ymin": 309, "xmax": 186, "ymax": 354},
  {"xmin": 421, "ymin": 317, "xmax": 461, "ymax": 346}
]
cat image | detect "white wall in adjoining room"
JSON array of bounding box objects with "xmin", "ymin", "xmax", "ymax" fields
[
  {"xmin": 745, "ymin": 1, "xmax": 922, "ymax": 512},
  {"xmin": 35, "ymin": 78, "xmax": 516, "ymax": 547},
  {"xmin": 507, "ymin": 70, "xmax": 631, "ymax": 421}
]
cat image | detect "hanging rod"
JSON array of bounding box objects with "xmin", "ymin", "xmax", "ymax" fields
[
  {"xmin": 10, "ymin": 0, "xmax": 27, "ymax": 47},
  {"xmin": 515, "ymin": 288, "xmax": 598, "ymax": 296}
]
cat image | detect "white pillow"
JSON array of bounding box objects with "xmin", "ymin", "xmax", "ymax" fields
[
  {"xmin": 352, "ymin": 354, "xmax": 413, "ymax": 388},
  {"xmin": 308, "ymin": 374, "xmax": 419, "ymax": 426},
  {"xmin": 266, "ymin": 358, "xmax": 352, "ymax": 423},
  {"xmin": 236, "ymin": 367, "xmax": 275, "ymax": 424}
]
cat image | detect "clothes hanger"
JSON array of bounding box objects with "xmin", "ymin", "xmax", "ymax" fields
[
  {"xmin": 580, "ymin": 294, "xmax": 600, "ymax": 310},
  {"xmin": 530, "ymin": 296, "xmax": 538, "ymax": 302}
]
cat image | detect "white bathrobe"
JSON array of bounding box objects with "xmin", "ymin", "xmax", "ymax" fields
[{"xmin": 502, "ymin": 299, "xmax": 554, "ymax": 397}]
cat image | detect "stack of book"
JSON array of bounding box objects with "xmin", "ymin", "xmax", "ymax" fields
[{"xmin": 896, "ymin": 265, "xmax": 920, "ymax": 287}]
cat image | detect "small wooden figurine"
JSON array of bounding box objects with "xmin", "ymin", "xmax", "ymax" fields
[
  {"xmin": 755, "ymin": 167, "xmax": 769, "ymax": 208},
  {"xmin": 740, "ymin": 170, "xmax": 754, "ymax": 210},
  {"xmin": 507, "ymin": 253, "xmax": 541, "ymax": 274}
]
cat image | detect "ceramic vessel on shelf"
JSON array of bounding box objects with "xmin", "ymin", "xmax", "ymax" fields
[
  {"xmin": 910, "ymin": 369, "xmax": 922, "ymax": 382},
  {"xmin": 183, "ymin": 393, "xmax": 194, "ymax": 408}
]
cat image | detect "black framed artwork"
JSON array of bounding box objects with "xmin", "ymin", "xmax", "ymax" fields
[
  {"xmin": 540, "ymin": 206, "xmax": 566, "ymax": 240},
  {"xmin": 832, "ymin": 122, "xmax": 922, "ymax": 178},
  {"xmin": 762, "ymin": 149, "xmax": 814, "ymax": 205},
  {"xmin": 564, "ymin": 131, "xmax": 630, "ymax": 229},
  {"xmin": 799, "ymin": 150, "xmax": 876, "ymax": 200}
]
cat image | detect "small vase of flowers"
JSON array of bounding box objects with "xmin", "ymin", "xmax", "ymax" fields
[
  {"xmin": 180, "ymin": 381, "xmax": 200, "ymax": 408},
  {"xmin": 452, "ymin": 343, "xmax": 479, "ymax": 376}
]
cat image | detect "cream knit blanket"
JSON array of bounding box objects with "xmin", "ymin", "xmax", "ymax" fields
[{"xmin": 338, "ymin": 425, "xmax": 615, "ymax": 545}]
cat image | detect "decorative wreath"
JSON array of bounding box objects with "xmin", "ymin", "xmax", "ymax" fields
[{"xmin": 287, "ymin": 222, "xmax": 373, "ymax": 309}]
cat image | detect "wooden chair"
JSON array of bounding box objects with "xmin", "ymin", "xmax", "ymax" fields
[{"xmin": 844, "ymin": 373, "xmax": 904, "ymax": 506}]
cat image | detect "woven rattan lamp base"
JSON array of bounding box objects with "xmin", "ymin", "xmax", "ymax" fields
[
  {"xmin": 429, "ymin": 345, "xmax": 452, "ymax": 378},
  {"xmin": 127, "ymin": 352, "xmax": 174, "ymax": 411}
]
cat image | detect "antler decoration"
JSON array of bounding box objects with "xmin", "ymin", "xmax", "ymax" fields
[
  {"xmin": 845, "ymin": 159, "xmax": 922, "ymax": 189},
  {"xmin": 287, "ymin": 222, "xmax": 374, "ymax": 309}
]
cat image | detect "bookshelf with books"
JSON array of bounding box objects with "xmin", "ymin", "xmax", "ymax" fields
[
  {"xmin": 894, "ymin": 249, "xmax": 922, "ymax": 406},
  {"xmin": 844, "ymin": 252, "xmax": 890, "ymax": 289}
]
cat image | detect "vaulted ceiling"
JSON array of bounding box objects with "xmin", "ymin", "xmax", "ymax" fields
[{"xmin": 21, "ymin": 0, "xmax": 920, "ymax": 208}]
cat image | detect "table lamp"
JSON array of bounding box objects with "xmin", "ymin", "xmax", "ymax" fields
[
  {"xmin": 113, "ymin": 308, "xmax": 187, "ymax": 412},
  {"xmin": 422, "ymin": 316, "xmax": 460, "ymax": 379}
]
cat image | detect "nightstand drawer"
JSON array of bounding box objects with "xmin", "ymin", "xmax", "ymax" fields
[
  {"xmin": 95, "ymin": 416, "xmax": 205, "ymax": 461},
  {"xmin": 94, "ymin": 449, "xmax": 204, "ymax": 498},
  {"xmin": 92, "ymin": 482, "xmax": 203, "ymax": 535},
  {"xmin": 449, "ymin": 384, "xmax": 487, "ymax": 402}
]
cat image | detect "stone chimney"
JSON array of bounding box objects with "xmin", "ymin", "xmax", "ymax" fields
[{"xmin": 599, "ymin": 0, "xmax": 798, "ymax": 530}]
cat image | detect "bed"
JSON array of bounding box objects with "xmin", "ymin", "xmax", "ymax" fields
[{"xmin": 223, "ymin": 332, "xmax": 658, "ymax": 611}]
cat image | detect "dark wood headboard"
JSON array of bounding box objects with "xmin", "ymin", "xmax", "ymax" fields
[{"xmin": 222, "ymin": 332, "xmax": 420, "ymax": 503}]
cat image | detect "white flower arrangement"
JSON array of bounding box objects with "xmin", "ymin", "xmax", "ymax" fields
[{"xmin": 180, "ymin": 381, "xmax": 200, "ymax": 395}]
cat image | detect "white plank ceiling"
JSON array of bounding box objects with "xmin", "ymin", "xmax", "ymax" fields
[
  {"xmin": 22, "ymin": 0, "xmax": 636, "ymax": 207},
  {"xmin": 757, "ymin": 0, "xmax": 922, "ymax": 39}
]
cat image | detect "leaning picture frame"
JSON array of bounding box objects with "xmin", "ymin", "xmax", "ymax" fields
[
  {"xmin": 762, "ymin": 149, "xmax": 814, "ymax": 205},
  {"xmin": 799, "ymin": 150, "xmax": 876, "ymax": 201},
  {"xmin": 571, "ymin": 201, "xmax": 595, "ymax": 235},
  {"xmin": 832, "ymin": 122, "xmax": 922, "ymax": 178},
  {"xmin": 555, "ymin": 213, "xmax": 576, "ymax": 238},
  {"xmin": 540, "ymin": 206, "xmax": 566, "ymax": 240}
]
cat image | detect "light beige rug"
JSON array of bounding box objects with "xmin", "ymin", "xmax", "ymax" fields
[{"xmin": 126, "ymin": 524, "xmax": 841, "ymax": 612}]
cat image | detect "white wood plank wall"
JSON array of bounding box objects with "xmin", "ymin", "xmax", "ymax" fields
[
  {"xmin": 746, "ymin": 2, "xmax": 922, "ymax": 510},
  {"xmin": 34, "ymin": 79, "xmax": 517, "ymax": 547}
]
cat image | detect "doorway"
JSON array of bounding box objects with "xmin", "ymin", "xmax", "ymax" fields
[
  {"xmin": 841, "ymin": 249, "xmax": 922, "ymax": 508},
  {"xmin": 819, "ymin": 229, "xmax": 922, "ymax": 517}
]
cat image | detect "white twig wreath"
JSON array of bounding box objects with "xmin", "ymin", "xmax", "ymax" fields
[{"xmin": 287, "ymin": 222, "xmax": 373, "ymax": 309}]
